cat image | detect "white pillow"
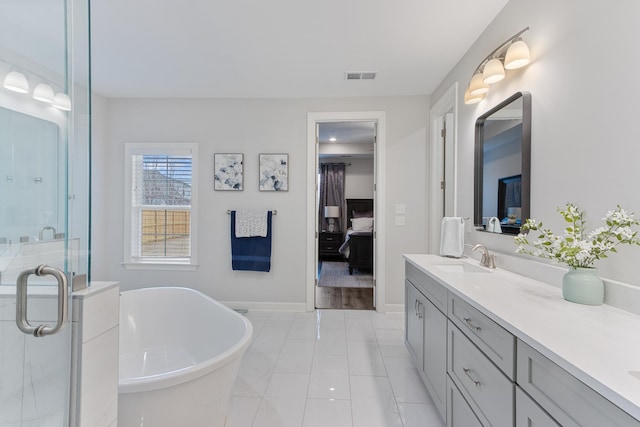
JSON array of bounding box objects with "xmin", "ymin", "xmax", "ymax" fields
[{"xmin": 351, "ymin": 217, "xmax": 373, "ymax": 231}]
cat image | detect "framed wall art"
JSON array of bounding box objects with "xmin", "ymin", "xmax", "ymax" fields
[
  {"xmin": 214, "ymin": 153, "xmax": 243, "ymax": 191},
  {"xmin": 259, "ymin": 153, "xmax": 288, "ymax": 191}
]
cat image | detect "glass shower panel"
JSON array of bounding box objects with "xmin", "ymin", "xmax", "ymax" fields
[{"xmin": 0, "ymin": 0, "xmax": 90, "ymax": 424}]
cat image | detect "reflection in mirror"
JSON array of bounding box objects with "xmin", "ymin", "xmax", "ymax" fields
[
  {"xmin": 0, "ymin": 107, "xmax": 62, "ymax": 245},
  {"xmin": 474, "ymin": 92, "xmax": 531, "ymax": 235}
]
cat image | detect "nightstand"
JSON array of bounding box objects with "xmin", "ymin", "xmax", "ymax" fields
[{"xmin": 318, "ymin": 231, "xmax": 343, "ymax": 259}]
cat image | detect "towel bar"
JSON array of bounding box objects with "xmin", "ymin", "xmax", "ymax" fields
[{"xmin": 227, "ymin": 210, "xmax": 277, "ymax": 215}]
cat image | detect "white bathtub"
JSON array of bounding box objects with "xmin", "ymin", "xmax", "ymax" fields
[{"xmin": 118, "ymin": 287, "xmax": 252, "ymax": 427}]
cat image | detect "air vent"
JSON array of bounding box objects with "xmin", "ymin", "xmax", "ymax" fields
[{"xmin": 345, "ymin": 72, "xmax": 377, "ymax": 80}]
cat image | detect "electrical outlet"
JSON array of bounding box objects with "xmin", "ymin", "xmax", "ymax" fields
[
  {"xmin": 395, "ymin": 216, "xmax": 405, "ymax": 226},
  {"xmin": 395, "ymin": 204, "xmax": 406, "ymax": 214}
]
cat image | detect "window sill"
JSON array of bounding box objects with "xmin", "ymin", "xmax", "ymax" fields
[{"xmin": 122, "ymin": 261, "xmax": 198, "ymax": 271}]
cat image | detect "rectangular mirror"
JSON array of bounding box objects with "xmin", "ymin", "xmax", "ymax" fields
[{"xmin": 474, "ymin": 92, "xmax": 531, "ymax": 235}]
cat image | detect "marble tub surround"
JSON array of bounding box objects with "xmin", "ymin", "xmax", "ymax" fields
[
  {"xmin": 404, "ymin": 254, "xmax": 640, "ymax": 421},
  {"xmin": 71, "ymin": 281, "xmax": 120, "ymax": 427}
]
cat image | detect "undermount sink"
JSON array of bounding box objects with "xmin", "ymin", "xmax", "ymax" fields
[{"xmin": 432, "ymin": 262, "xmax": 490, "ymax": 273}]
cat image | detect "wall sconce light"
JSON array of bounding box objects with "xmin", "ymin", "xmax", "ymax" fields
[
  {"xmin": 2, "ymin": 67, "xmax": 72, "ymax": 111},
  {"xmin": 52, "ymin": 92, "xmax": 72, "ymax": 111},
  {"xmin": 3, "ymin": 71, "xmax": 30, "ymax": 93},
  {"xmin": 33, "ymin": 83, "xmax": 55, "ymax": 103},
  {"xmin": 464, "ymin": 27, "xmax": 531, "ymax": 105}
]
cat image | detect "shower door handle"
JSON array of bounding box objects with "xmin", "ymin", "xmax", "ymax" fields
[{"xmin": 16, "ymin": 265, "xmax": 68, "ymax": 337}]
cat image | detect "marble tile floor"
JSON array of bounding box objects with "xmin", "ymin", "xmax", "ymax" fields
[{"xmin": 227, "ymin": 309, "xmax": 445, "ymax": 427}]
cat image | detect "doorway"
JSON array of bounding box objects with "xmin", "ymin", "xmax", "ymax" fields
[
  {"xmin": 429, "ymin": 84, "xmax": 459, "ymax": 253},
  {"xmin": 306, "ymin": 111, "xmax": 387, "ymax": 312},
  {"xmin": 316, "ymin": 121, "xmax": 375, "ymax": 309}
]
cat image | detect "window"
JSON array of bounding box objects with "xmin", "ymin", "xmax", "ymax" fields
[{"xmin": 124, "ymin": 143, "xmax": 198, "ymax": 269}]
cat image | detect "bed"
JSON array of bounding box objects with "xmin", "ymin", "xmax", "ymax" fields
[{"xmin": 338, "ymin": 198, "xmax": 374, "ymax": 274}]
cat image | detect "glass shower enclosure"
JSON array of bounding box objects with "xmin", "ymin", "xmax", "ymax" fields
[{"xmin": 0, "ymin": 0, "xmax": 90, "ymax": 425}]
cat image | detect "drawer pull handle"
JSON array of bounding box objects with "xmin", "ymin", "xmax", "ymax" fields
[
  {"xmin": 463, "ymin": 367, "xmax": 481, "ymax": 387},
  {"xmin": 463, "ymin": 317, "xmax": 482, "ymax": 332}
]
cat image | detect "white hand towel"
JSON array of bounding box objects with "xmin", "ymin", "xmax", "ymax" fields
[
  {"xmin": 440, "ymin": 217, "xmax": 464, "ymax": 258},
  {"xmin": 487, "ymin": 217, "xmax": 502, "ymax": 233},
  {"xmin": 235, "ymin": 210, "xmax": 269, "ymax": 237}
]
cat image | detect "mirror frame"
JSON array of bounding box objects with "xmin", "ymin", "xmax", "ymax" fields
[{"xmin": 474, "ymin": 91, "xmax": 531, "ymax": 234}]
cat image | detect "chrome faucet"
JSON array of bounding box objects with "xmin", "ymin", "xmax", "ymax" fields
[
  {"xmin": 472, "ymin": 244, "xmax": 496, "ymax": 269},
  {"xmin": 38, "ymin": 226, "xmax": 56, "ymax": 241}
]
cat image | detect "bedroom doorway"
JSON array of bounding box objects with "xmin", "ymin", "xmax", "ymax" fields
[
  {"xmin": 306, "ymin": 111, "xmax": 386, "ymax": 312},
  {"xmin": 315, "ymin": 121, "xmax": 375, "ymax": 310}
]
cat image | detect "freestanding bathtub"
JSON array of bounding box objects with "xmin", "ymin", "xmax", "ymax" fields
[{"xmin": 118, "ymin": 287, "xmax": 252, "ymax": 427}]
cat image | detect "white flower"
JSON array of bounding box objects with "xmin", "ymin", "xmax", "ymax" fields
[{"xmin": 514, "ymin": 203, "xmax": 640, "ymax": 268}]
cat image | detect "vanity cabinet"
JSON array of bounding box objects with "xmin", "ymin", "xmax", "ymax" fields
[
  {"xmin": 447, "ymin": 294, "xmax": 515, "ymax": 427},
  {"xmin": 405, "ymin": 264, "xmax": 447, "ymax": 420},
  {"xmin": 517, "ymin": 340, "xmax": 640, "ymax": 427},
  {"xmin": 404, "ymin": 256, "xmax": 640, "ymax": 427},
  {"xmin": 448, "ymin": 321, "xmax": 514, "ymax": 426}
]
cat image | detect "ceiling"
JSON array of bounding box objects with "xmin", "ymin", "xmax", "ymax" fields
[
  {"xmin": 89, "ymin": 0, "xmax": 509, "ymax": 98},
  {"xmin": 318, "ymin": 121, "xmax": 375, "ymax": 159}
]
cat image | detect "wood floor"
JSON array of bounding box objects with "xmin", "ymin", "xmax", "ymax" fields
[{"xmin": 315, "ymin": 286, "xmax": 374, "ymax": 310}]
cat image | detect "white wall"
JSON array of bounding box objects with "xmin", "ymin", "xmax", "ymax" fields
[
  {"xmin": 431, "ymin": 0, "xmax": 640, "ymax": 287},
  {"xmin": 91, "ymin": 96, "xmax": 429, "ymax": 307}
]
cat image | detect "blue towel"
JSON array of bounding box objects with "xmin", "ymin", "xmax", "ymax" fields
[{"xmin": 231, "ymin": 211, "xmax": 272, "ymax": 272}]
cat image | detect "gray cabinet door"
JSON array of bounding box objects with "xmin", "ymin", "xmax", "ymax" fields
[
  {"xmin": 423, "ymin": 296, "xmax": 447, "ymax": 420},
  {"xmin": 405, "ymin": 280, "xmax": 424, "ymax": 368}
]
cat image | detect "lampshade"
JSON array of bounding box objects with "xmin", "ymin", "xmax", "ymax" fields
[
  {"xmin": 324, "ymin": 206, "xmax": 340, "ymax": 218},
  {"xmin": 33, "ymin": 83, "xmax": 55, "ymax": 103},
  {"xmin": 483, "ymin": 58, "xmax": 505, "ymax": 84},
  {"xmin": 468, "ymin": 72, "xmax": 489, "ymax": 96},
  {"xmin": 464, "ymin": 87, "xmax": 485, "ymax": 105},
  {"xmin": 52, "ymin": 92, "xmax": 72, "ymax": 111},
  {"xmin": 3, "ymin": 71, "xmax": 29, "ymax": 93},
  {"xmin": 504, "ymin": 40, "xmax": 530, "ymax": 70}
]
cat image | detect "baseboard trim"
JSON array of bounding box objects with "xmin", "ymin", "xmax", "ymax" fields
[
  {"xmin": 383, "ymin": 303, "xmax": 404, "ymax": 313},
  {"xmin": 221, "ymin": 301, "xmax": 309, "ymax": 312}
]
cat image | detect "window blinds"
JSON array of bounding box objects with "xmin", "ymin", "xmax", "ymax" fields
[{"xmin": 131, "ymin": 154, "xmax": 192, "ymax": 259}]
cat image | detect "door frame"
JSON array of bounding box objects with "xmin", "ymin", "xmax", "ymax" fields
[
  {"xmin": 306, "ymin": 111, "xmax": 386, "ymax": 312},
  {"xmin": 429, "ymin": 83, "xmax": 459, "ymax": 254}
]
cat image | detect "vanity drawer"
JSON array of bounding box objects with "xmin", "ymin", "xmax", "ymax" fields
[
  {"xmin": 447, "ymin": 375, "xmax": 483, "ymax": 427},
  {"xmin": 448, "ymin": 321, "xmax": 514, "ymax": 427},
  {"xmin": 448, "ymin": 293, "xmax": 515, "ymax": 379},
  {"xmin": 405, "ymin": 262, "xmax": 448, "ymax": 313},
  {"xmin": 517, "ymin": 340, "xmax": 640, "ymax": 427},
  {"xmin": 516, "ymin": 386, "xmax": 559, "ymax": 427}
]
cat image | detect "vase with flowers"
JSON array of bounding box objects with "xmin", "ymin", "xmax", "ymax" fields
[{"xmin": 514, "ymin": 203, "xmax": 640, "ymax": 305}]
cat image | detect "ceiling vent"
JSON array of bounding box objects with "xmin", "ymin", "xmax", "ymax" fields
[{"xmin": 345, "ymin": 72, "xmax": 377, "ymax": 80}]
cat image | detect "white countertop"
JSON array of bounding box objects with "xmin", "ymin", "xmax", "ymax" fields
[{"xmin": 404, "ymin": 253, "xmax": 640, "ymax": 421}]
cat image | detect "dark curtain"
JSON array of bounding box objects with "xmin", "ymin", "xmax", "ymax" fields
[
  {"xmin": 318, "ymin": 164, "xmax": 346, "ymax": 232},
  {"xmin": 505, "ymin": 181, "xmax": 521, "ymax": 212}
]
